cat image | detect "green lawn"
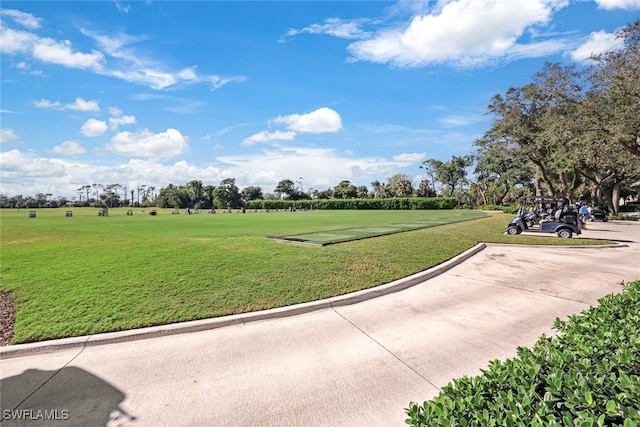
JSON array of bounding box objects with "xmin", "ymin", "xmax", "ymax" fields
[
  {"xmin": 0, "ymin": 208, "xmax": 610, "ymax": 343},
  {"xmin": 269, "ymin": 210, "xmax": 487, "ymax": 245}
]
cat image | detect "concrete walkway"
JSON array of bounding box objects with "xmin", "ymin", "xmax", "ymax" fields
[{"xmin": 1, "ymin": 221, "xmax": 639, "ymax": 426}]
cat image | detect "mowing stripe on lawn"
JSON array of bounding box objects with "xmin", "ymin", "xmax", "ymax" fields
[{"xmin": 268, "ymin": 211, "xmax": 488, "ymax": 245}]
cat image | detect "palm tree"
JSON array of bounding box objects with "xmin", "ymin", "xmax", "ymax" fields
[
  {"xmin": 370, "ymin": 180, "xmax": 387, "ymax": 198},
  {"xmin": 83, "ymin": 185, "xmax": 92, "ymax": 203},
  {"xmin": 92, "ymin": 183, "xmax": 103, "ymax": 206},
  {"xmin": 146, "ymin": 186, "xmax": 156, "ymax": 205},
  {"xmin": 137, "ymin": 185, "xmax": 146, "ymax": 206}
]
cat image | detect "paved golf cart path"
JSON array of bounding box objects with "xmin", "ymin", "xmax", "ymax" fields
[{"xmin": 2, "ymin": 221, "xmax": 639, "ymax": 426}]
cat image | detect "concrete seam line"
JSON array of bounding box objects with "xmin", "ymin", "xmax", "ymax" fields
[{"xmin": 329, "ymin": 303, "xmax": 441, "ymax": 392}]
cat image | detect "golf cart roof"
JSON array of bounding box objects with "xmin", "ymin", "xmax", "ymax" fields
[{"xmin": 520, "ymin": 196, "xmax": 569, "ymax": 203}]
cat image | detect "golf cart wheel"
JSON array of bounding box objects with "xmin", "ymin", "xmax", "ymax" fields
[
  {"xmin": 557, "ymin": 229, "xmax": 573, "ymax": 238},
  {"xmin": 507, "ymin": 225, "xmax": 521, "ymax": 235}
]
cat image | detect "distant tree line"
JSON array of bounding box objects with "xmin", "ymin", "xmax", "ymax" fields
[
  {"xmin": 154, "ymin": 173, "xmax": 436, "ymax": 210},
  {"xmin": 2, "ymin": 22, "xmax": 639, "ymax": 213}
]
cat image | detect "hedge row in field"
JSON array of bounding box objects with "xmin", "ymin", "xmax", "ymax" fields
[
  {"xmin": 245, "ymin": 197, "xmax": 456, "ymax": 210},
  {"xmin": 405, "ymin": 279, "xmax": 640, "ymax": 427}
]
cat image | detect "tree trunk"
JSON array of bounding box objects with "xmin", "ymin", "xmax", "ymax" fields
[
  {"xmin": 531, "ymin": 159, "xmax": 556, "ymax": 196},
  {"xmin": 611, "ymin": 183, "xmax": 621, "ymax": 215},
  {"xmin": 601, "ymin": 185, "xmax": 620, "ymax": 215},
  {"xmin": 534, "ymin": 177, "xmax": 543, "ymax": 197}
]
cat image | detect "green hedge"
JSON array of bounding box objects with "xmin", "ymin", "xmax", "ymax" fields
[
  {"xmin": 245, "ymin": 197, "xmax": 456, "ymax": 210},
  {"xmin": 610, "ymin": 214, "xmax": 640, "ymax": 222},
  {"xmin": 619, "ymin": 204, "xmax": 640, "ymax": 213},
  {"xmin": 406, "ymin": 280, "xmax": 640, "ymax": 427},
  {"xmin": 476, "ymin": 204, "xmax": 520, "ymax": 214}
]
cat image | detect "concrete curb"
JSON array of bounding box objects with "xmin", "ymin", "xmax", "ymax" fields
[{"xmin": 1, "ymin": 243, "xmax": 488, "ymax": 359}]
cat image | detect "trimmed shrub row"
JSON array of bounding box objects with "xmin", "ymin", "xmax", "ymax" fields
[
  {"xmin": 610, "ymin": 214, "xmax": 640, "ymax": 222},
  {"xmin": 476, "ymin": 204, "xmax": 520, "ymax": 214},
  {"xmin": 405, "ymin": 279, "xmax": 640, "ymax": 427},
  {"xmin": 245, "ymin": 197, "xmax": 456, "ymax": 211},
  {"xmin": 620, "ymin": 204, "xmax": 640, "ymax": 213}
]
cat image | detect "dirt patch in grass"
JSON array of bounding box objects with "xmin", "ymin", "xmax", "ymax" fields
[{"xmin": 1, "ymin": 291, "xmax": 16, "ymax": 345}]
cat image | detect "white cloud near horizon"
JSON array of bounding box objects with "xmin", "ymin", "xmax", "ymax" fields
[
  {"xmin": 105, "ymin": 128, "xmax": 188, "ymax": 158},
  {"xmin": 438, "ymin": 113, "xmax": 485, "ymax": 127},
  {"xmin": 217, "ymin": 146, "xmax": 420, "ymax": 190},
  {"xmin": 392, "ymin": 152, "xmax": 426, "ymax": 163},
  {"xmin": 0, "ymin": 149, "xmax": 67, "ymax": 180},
  {"xmin": 242, "ymin": 130, "xmax": 297, "ymax": 146},
  {"xmin": 0, "ymin": 128, "xmax": 20, "ymax": 144},
  {"xmin": 0, "ymin": 145, "xmax": 429, "ymax": 198},
  {"xmin": 50, "ymin": 140, "xmax": 87, "ymax": 156}
]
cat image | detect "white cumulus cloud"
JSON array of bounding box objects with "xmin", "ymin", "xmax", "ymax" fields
[
  {"xmin": 50, "ymin": 140, "xmax": 87, "ymax": 155},
  {"xmin": 346, "ymin": 0, "xmax": 568, "ymax": 68},
  {"xmin": 571, "ymin": 30, "xmax": 625, "ymax": 62},
  {"xmin": 243, "ymin": 107, "xmax": 343, "ymax": 146},
  {"xmin": 0, "ymin": 149, "xmax": 66, "ymax": 178},
  {"xmin": 67, "ymin": 97, "xmax": 101, "ymax": 113},
  {"xmin": 106, "ymin": 128, "xmax": 188, "ymax": 159},
  {"xmin": 109, "ymin": 115, "xmax": 137, "ymax": 130},
  {"xmin": 33, "ymin": 99, "xmax": 62, "ymax": 109},
  {"xmin": 80, "ymin": 118, "xmax": 108, "ymax": 137},
  {"xmin": 32, "ymin": 37, "xmax": 105, "ymax": 70},
  {"xmin": 0, "ymin": 27, "xmax": 38, "ymax": 54},
  {"xmin": 272, "ymin": 107, "xmax": 343, "ymax": 134},
  {"xmin": 595, "ymin": 0, "xmax": 640, "ymax": 9}
]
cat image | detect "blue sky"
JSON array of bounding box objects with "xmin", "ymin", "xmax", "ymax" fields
[{"xmin": 1, "ymin": 0, "xmax": 639, "ymax": 199}]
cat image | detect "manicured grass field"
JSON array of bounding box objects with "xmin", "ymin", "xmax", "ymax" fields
[
  {"xmin": 269, "ymin": 210, "xmax": 487, "ymax": 245},
  {"xmin": 0, "ymin": 208, "xmax": 609, "ymax": 343}
]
